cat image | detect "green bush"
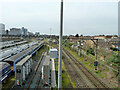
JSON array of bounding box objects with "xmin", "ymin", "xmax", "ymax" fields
[
  {"xmin": 110, "ymin": 47, "xmax": 118, "ymax": 51},
  {"xmin": 107, "ymin": 53, "xmax": 120, "ymax": 65},
  {"xmin": 87, "ymin": 48, "xmax": 95, "ymax": 56}
]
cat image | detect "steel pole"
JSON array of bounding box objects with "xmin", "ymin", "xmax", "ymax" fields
[
  {"xmin": 58, "ymin": 0, "xmax": 63, "ymax": 89},
  {"xmin": 96, "ymin": 40, "xmax": 98, "ymax": 61}
]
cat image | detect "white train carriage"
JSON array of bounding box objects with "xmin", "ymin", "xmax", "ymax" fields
[
  {"xmin": 28, "ymin": 41, "xmax": 38, "ymax": 47},
  {"xmin": 2, "ymin": 50, "xmax": 12, "ymax": 58},
  {"xmin": 19, "ymin": 45, "xmax": 26, "ymax": 51},
  {"xmin": 28, "ymin": 42, "xmax": 33, "ymax": 47},
  {"xmin": 0, "ymin": 50, "xmax": 11, "ymax": 60},
  {"xmin": 17, "ymin": 46, "xmax": 23, "ymax": 52},
  {"xmin": 11, "ymin": 48, "xmax": 18, "ymax": 55},
  {"xmin": 15, "ymin": 55, "xmax": 32, "ymax": 86}
]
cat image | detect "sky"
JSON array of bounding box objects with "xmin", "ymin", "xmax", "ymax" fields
[{"xmin": 0, "ymin": 0, "xmax": 119, "ymax": 35}]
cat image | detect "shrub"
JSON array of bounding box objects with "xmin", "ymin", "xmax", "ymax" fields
[{"xmin": 87, "ymin": 48, "xmax": 95, "ymax": 56}]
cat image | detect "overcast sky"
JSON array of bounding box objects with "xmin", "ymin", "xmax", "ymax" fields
[{"xmin": 0, "ymin": 0, "xmax": 118, "ymax": 35}]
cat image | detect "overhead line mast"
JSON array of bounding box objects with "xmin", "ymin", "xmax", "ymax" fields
[{"xmin": 58, "ymin": 0, "xmax": 63, "ymax": 89}]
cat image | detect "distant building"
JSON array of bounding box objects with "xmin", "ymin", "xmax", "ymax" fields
[
  {"xmin": 21, "ymin": 27, "xmax": 28, "ymax": 36},
  {"xmin": 93, "ymin": 35, "xmax": 106, "ymax": 39},
  {"xmin": 69, "ymin": 36, "xmax": 92, "ymax": 42},
  {"xmin": 0, "ymin": 23, "xmax": 6, "ymax": 35},
  {"xmin": 28, "ymin": 32, "xmax": 34, "ymax": 36},
  {"xmin": 35, "ymin": 32, "xmax": 40, "ymax": 37},
  {"xmin": 93, "ymin": 35, "xmax": 118, "ymax": 40},
  {"xmin": 9, "ymin": 28, "xmax": 22, "ymax": 35}
]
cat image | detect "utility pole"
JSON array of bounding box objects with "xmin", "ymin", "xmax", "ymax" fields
[
  {"xmin": 58, "ymin": 0, "xmax": 63, "ymax": 89},
  {"xmin": 91, "ymin": 39, "xmax": 98, "ymax": 70},
  {"xmin": 118, "ymin": 14, "xmax": 120, "ymax": 87},
  {"xmin": 79, "ymin": 40, "xmax": 81, "ymax": 56},
  {"xmin": 95, "ymin": 40, "xmax": 98, "ymax": 61}
]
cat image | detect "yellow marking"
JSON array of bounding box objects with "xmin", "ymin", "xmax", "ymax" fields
[
  {"xmin": 51, "ymin": 53, "xmax": 53, "ymax": 56},
  {"xmin": 17, "ymin": 80, "xmax": 19, "ymax": 85},
  {"xmin": 11, "ymin": 66, "xmax": 14, "ymax": 71}
]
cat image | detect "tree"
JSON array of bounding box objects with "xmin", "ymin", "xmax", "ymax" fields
[
  {"xmin": 80, "ymin": 34, "xmax": 83, "ymax": 37},
  {"xmin": 75, "ymin": 34, "xmax": 79, "ymax": 37},
  {"xmin": 107, "ymin": 53, "xmax": 120, "ymax": 65}
]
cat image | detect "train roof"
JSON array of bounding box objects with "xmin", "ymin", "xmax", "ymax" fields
[
  {"xmin": 0, "ymin": 62, "xmax": 10, "ymax": 71},
  {"xmin": 16, "ymin": 55, "xmax": 32, "ymax": 66},
  {"xmin": 0, "ymin": 41, "xmax": 27, "ymax": 48},
  {"xmin": 43, "ymin": 56, "xmax": 50, "ymax": 66},
  {"xmin": 4, "ymin": 45, "xmax": 37, "ymax": 62}
]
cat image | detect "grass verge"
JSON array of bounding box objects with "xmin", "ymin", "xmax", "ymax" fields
[
  {"xmin": 54, "ymin": 59, "xmax": 75, "ymax": 88},
  {"xmin": 64, "ymin": 47, "xmax": 107, "ymax": 80},
  {"xmin": 32, "ymin": 45, "xmax": 48, "ymax": 61},
  {"xmin": 3, "ymin": 76, "xmax": 15, "ymax": 89},
  {"xmin": 64, "ymin": 46, "xmax": 117, "ymax": 88}
]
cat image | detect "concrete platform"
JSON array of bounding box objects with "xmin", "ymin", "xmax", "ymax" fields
[{"xmin": 51, "ymin": 58, "xmax": 56, "ymax": 88}]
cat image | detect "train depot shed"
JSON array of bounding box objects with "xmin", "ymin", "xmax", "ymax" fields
[
  {"xmin": 3, "ymin": 42, "xmax": 44, "ymax": 71},
  {"xmin": 15, "ymin": 55, "xmax": 32, "ymax": 86},
  {"xmin": 3, "ymin": 45, "xmax": 37, "ymax": 71}
]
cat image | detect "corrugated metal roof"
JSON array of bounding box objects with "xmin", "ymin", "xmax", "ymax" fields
[
  {"xmin": 4, "ymin": 45, "xmax": 37, "ymax": 62},
  {"xmin": 16, "ymin": 55, "xmax": 31, "ymax": 66}
]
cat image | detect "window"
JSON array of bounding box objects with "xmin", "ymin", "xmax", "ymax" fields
[{"xmin": 16, "ymin": 69, "xmax": 21, "ymax": 73}]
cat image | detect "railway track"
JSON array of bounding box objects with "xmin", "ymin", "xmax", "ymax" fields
[
  {"xmin": 45, "ymin": 43, "xmax": 110, "ymax": 88},
  {"xmin": 27, "ymin": 52, "xmax": 45, "ymax": 90},
  {"xmin": 46, "ymin": 43, "xmax": 92, "ymax": 88},
  {"xmin": 35, "ymin": 71, "xmax": 43, "ymax": 89},
  {"xmin": 47, "ymin": 43, "xmax": 89, "ymax": 88},
  {"xmin": 63, "ymin": 49, "xmax": 109, "ymax": 88},
  {"xmin": 62, "ymin": 55, "xmax": 88, "ymax": 88}
]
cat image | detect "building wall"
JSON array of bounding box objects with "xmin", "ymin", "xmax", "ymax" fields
[
  {"xmin": 0, "ymin": 23, "xmax": 6, "ymax": 35},
  {"xmin": 22, "ymin": 27, "xmax": 28, "ymax": 36},
  {"xmin": 0, "ymin": 23, "xmax": 5, "ymax": 31},
  {"xmin": 93, "ymin": 36, "xmax": 106, "ymax": 39},
  {"xmin": 9, "ymin": 28, "xmax": 22, "ymax": 35}
]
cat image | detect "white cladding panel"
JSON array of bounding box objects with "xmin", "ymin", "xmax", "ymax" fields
[
  {"xmin": 15, "ymin": 55, "xmax": 32, "ymax": 86},
  {"xmin": 25, "ymin": 62, "xmax": 29, "ymax": 76},
  {"xmin": 28, "ymin": 60, "xmax": 30, "ymax": 73},
  {"xmin": 9, "ymin": 28, "xmax": 22, "ymax": 35},
  {"xmin": 0, "ymin": 23, "xmax": 5, "ymax": 31},
  {"xmin": 23, "ymin": 66, "xmax": 25, "ymax": 81},
  {"xmin": 42, "ymin": 67, "xmax": 43, "ymax": 79},
  {"xmin": 27, "ymin": 62, "xmax": 29, "ymax": 75},
  {"xmin": 0, "ymin": 23, "xmax": 5, "ymax": 35},
  {"xmin": 30, "ymin": 58, "xmax": 32, "ymax": 69}
]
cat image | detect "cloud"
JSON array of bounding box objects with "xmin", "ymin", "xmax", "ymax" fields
[
  {"xmin": 0, "ymin": 1, "xmax": 118, "ymax": 35},
  {"xmin": 1, "ymin": 0, "xmax": 119, "ymax": 3}
]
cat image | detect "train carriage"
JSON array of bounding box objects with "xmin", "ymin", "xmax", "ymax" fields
[{"xmin": 0, "ymin": 62, "xmax": 11, "ymax": 84}]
